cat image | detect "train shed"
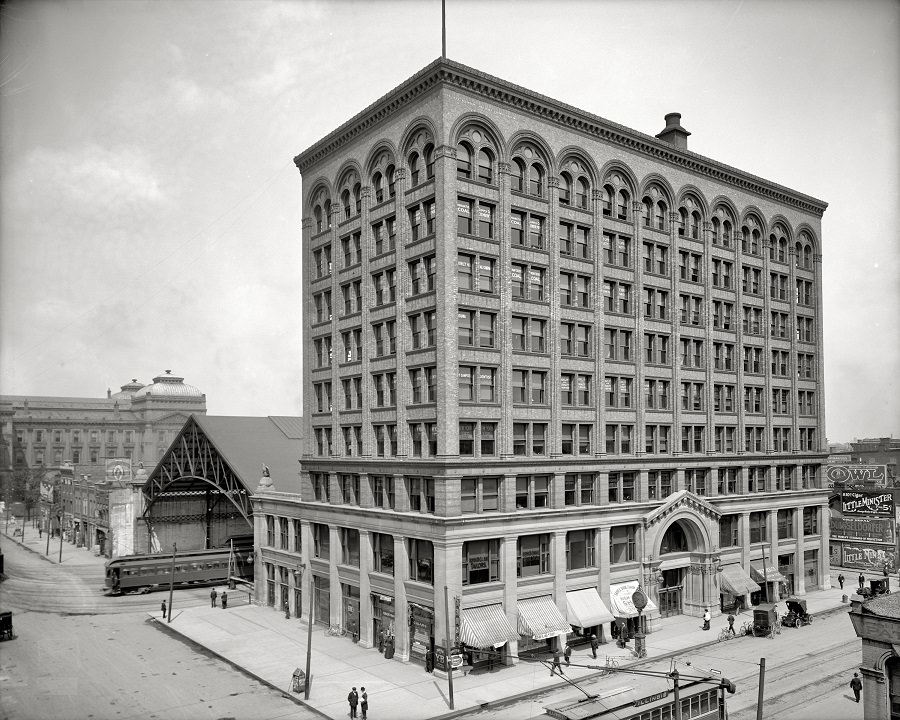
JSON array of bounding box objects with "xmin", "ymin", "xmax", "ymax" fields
[{"xmin": 140, "ymin": 415, "xmax": 302, "ymax": 553}]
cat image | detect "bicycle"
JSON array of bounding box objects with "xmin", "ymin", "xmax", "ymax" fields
[
  {"xmin": 327, "ymin": 624, "xmax": 347, "ymax": 637},
  {"xmin": 740, "ymin": 621, "xmax": 754, "ymax": 636},
  {"xmin": 718, "ymin": 626, "xmax": 737, "ymax": 642},
  {"xmin": 598, "ymin": 656, "xmax": 620, "ymax": 676}
]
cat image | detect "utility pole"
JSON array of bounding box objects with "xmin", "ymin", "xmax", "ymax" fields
[
  {"xmin": 45, "ymin": 510, "xmax": 51, "ymax": 556},
  {"xmin": 304, "ymin": 564, "xmax": 313, "ymax": 700},
  {"xmin": 672, "ymin": 669, "xmax": 682, "ymax": 720},
  {"xmin": 58, "ymin": 510, "xmax": 64, "ymax": 563},
  {"xmin": 444, "ymin": 584, "xmax": 455, "ymax": 710},
  {"xmin": 166, "ymin": 543, "xmax": 177, "ymax": 623},
  {"xmin": 756, "ymin": 657, "xmax": 766, "ymax": 720}
]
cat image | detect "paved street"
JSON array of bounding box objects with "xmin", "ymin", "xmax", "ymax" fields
[
  {"xmin": 0, "ymin": 534, "xmax": 315, "ymax": 720},
  {"xmin": 0, "ymin": 527, "xmax": 864, "ymax": 720}
]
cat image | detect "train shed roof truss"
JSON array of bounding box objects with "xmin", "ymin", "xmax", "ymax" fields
[{"xmin": 142, "ymin": 417, "xmax": 252, "ymax": 524}]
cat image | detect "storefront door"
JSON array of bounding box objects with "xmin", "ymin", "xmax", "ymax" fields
[{"xmin": 658, "ymin": 588, "xmax": 681, "ymax": 617}]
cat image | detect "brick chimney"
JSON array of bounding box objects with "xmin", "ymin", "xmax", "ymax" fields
[{"xmin": 656, "ymin": 113, "xmax": 691, "ymax": 150}]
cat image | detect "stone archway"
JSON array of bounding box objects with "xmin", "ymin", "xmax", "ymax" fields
[{"xmin": 643, "ymin": 493, "xmax": 720, "ymax": 622}]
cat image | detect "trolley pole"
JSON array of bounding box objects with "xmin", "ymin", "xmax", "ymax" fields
[
  {"xmin": 756, "ymin": 657, "xmax": 766, "ymax": 720},
  {"xmin": 166, "ymin": 543, "xmax": 177, "ymax": 623},
  {"xmin": 45, "ymin": 511, "xmax": 51, "ymax": 556}
]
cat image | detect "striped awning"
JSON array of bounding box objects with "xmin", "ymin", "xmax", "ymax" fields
[
  {"xmin": 609, "ymin": 581, "xmax": 659, "ymax": 619},
  {"xmin": 517, "ymin": 595, "xmax": 571, "ymax": 640},
  {"xmin": 566, "ymin": 588, "xmax": 615, "ymax": 628},
  {"xmin": 719, "ymin": 564, "xmax": 760, "ymax": 596},
  {"xmin": 459, "ymin": 604, "xmax": 519, "ymax": 649},
  {"xmin": 750, "ymin": 565, "xmax": 788, "ymax": 584}
]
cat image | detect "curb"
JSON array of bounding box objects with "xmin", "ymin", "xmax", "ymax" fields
[{"xmin": 150, "ymin": 613, "xmax": 332, "ymax": 720}]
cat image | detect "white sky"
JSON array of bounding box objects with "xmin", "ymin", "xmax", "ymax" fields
[{"xmin": 1, "ymin": 0, "xmax": 898, "ymax": 443}]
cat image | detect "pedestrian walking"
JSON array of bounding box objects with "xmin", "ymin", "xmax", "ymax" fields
[
  {"xmin": 221, "ymin": 591, "xmax": 227, "ymax": 609},
  {"xmin": 38, "ymin": 527, "xmax": 42, "ymax": 538},
  {"xmin": 727, "ymin": 612, "xmax": 736, "ymax": 635},
  {"xmin": 850, "ymin": 672, "xmax": 862, "ymax": 702},
  {"xmin": 590, "ymin": 633, "xmax": 599, "ymax": 659},
  {"xmin": 210, "ymin": 588, "xmax": 218, "ymax": 608},
  {"xmin": 550, "ymin": 650, "xmax": 563, "ymax": 676},
  {"xmin": 702, "ymin": 607, "xmax": 711, "ymax": 631},
  {"xmin": 161, "ymin": 600, "xmax": 167, "ymax": 618},
  {"xmin": 360, "ymin": 687, "xmax": 368, "ymax": 719},
  {"xmin": 347, "ymin": 686, "xmax": 359, "ymax": 718},
  {"xmin": 858, "ymin": 573, "xmax": 865, "ymax": 589},
  {"xmin": 563, "ymin": 643, "xmax": 572, "ymax": 666},
  {"xmin": 884, "ymin": 565, "xmax": 890, "ymax": 578},
  {"xmin": 837, "ymin": 574, "xmax": 844, "ymax": 590}
]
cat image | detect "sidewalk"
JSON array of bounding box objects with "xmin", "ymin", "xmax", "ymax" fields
[
  {"xmin": 1, "ymin": 524, "xmax": 107, "ymax": 569},
  {"xmin": 153, "ymin": 582, "xmax": 851, "ymax": 720}
]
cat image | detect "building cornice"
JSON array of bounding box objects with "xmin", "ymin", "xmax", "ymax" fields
[{"xmin": 294, "ymin": 58, "xmax": 827, "ymax": 218}]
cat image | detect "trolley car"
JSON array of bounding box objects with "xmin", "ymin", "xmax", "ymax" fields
[{"xmin": 104, "ymin": 538, "xmax": 253, "ymax": 595}]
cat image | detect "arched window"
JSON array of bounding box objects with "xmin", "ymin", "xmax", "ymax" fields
[
  {"xmin": 577, "ymin": 178, "xmax": 589, "ymax": 210},
  {"xmin": 529, "ymin": 163, "xmax": 544, "ymax": 197},
  {"xmin": 642, "ymin": 198, "xmax": 653, "ymax": 227},
  {"xmin": 691, "ymin": 211, "xmax": 701, "ymax": 239},
  {"xmin": 424, "ymin": 144, "xmax": 435, "ymax": 180},
  {"xmin": 655, "ymin": 201, "xmax": 667, "ymax": 230},
  {"xmin": 477, "ymin": 148, "xmax": 493, "ymax": 184},
  {"xmin": 386, "ymin": 165, "xmax": 396, "ymax": 198},
  {"xmin": 677, "ymin": 208, "xmax": 688, "ymax": 236},
  {"xmin": 660, "ymin": 522, "xmax": 689, "ymax": 554},
  {"xmin": 341, "ymin": 189, "xmax": 351, "ymax": 220},
  {"xmin": 324, "ymin": 200, "xmax": 332, "ymax": 228},
  {"xmin": 723, "ymin": 220, "xmax": 732, "ymax": 247},
  {"xmin": 511, "ymin": 159, "xmax": 525, "ymax": 192},
  {"xmin": 314, "ymin": 206, "xmax": 323, "ymax": 233},
  {"xmin": 409, "ymin": 152, "xmax": 421, "ymax": 186},
  {"xmin": 456, "ymin": 143, "xmax": 471, "ymax": 180},
  {"xmin": 711, "ymin": 217, "xmax": 721, "ymax": 244},
  {"xmin": 601, "ymin": 186, "xmax": 612, "ymax": 216},
  {"xmin": 353, "ymin": 183, "xmax": 361, "ymax": 216},
  {"xmin": 616, "ymin": 189, "xmax": 629, "ymax": 220},
  {"xmin": 559, "ymin": 172, "xmax": 572, "ymax": 205},
  {"xmin": 373, "ymin": 173, "xmax": 384, "ymax": 203}
]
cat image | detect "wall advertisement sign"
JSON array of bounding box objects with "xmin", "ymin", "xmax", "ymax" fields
[
  {"xmin": 831, "ymin": 517, "xmax": 895, "ymax": 543},
  {"xmin": 841, "ymin": 490, "xmax": 894, "ymax": 517},
  {"xmin": 827, "ymin": 465, "xmax": 888, "ymax": 488},
  {"xmin": 842, "ymin": 543, "xmax": 896, "ymax": 572}
]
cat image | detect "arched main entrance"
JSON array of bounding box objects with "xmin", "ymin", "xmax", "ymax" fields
[{"xmin": 653, "ymin": 514, "xmax": 714, "ymax": 618}]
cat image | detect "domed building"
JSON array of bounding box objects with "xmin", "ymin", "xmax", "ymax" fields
[{"xmin": 0, "ymin": 370, "xmax": 206, "ymax": 555}]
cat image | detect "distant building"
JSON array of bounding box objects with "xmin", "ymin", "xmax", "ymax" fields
[
  {"xmin": 260, "ymin": 57, "xmax": 830, "ymax": 673},
  {"xmin": 0, "ymin": 371, "xmax": 206, "ymax": 552},
  {"xmin": 849, "ymin": 593, "xmax": 900, "ymax": 719},
  {"xmin": 850, "ymin": 438, "xmax": 900, "ymax": 486}
]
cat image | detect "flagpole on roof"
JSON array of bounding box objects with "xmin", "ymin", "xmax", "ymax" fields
[{"xmin": 442, "ymin": 0, "xmax": 446, "ymax": 59}]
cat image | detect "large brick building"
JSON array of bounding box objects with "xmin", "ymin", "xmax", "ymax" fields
[{"xmin": 256, "ymin": 58, "xmax": 830, "ymax": 672}]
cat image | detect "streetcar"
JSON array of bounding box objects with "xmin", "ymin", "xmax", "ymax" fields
[{"xmin": 104, "ymin": 537, "xmax": 254, "ymax": 595}]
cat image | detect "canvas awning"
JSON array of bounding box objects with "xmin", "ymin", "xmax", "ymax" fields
[
  {"xmin": 517, "ymin": 595, "xmax": 572, "ymax": 640},
  {"xmin": 719, "ymin": 564, "xmax": 760, "ymax": 596},
  {"xmin": 459, "ymin": 604, "xmax": 519, "ymax": 649},
  {"xmin": 750, "ymin": 565, "xmax": 788, "ymax": 584},
  {"xmin": 609, "ymin": 580, "xmax": 659, "ymax": 618},
  {"xmin": 566, "ymin": 588, "xmax": 615, "ymax": 628}
]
